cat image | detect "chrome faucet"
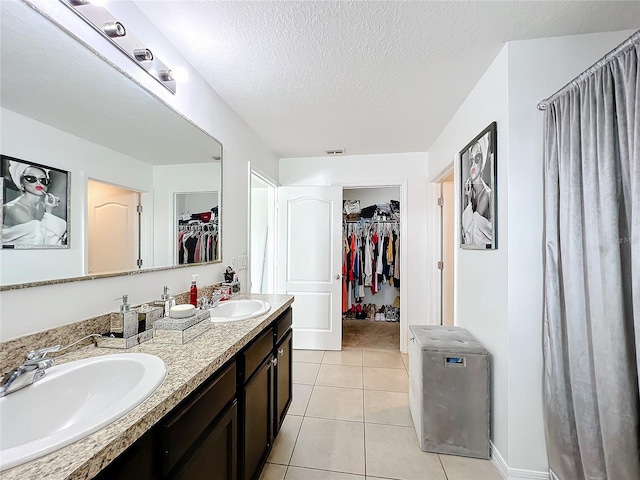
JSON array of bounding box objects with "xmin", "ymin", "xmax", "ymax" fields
[
  {"xmin": 210, "ymin": 293, "xmax": 225, "ymax": 307},
  {"xmin": 0, "ymin": 334, "xmax": 102, "ymax": 398},
  {"xmin": 0, "ymin": 345, "xmax": 59, "ymax": 397}
]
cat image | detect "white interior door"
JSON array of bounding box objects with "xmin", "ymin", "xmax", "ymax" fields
[
  {"xmin": 277, "ymin": 186, "xmax": 342, "ymax": 350},
  {"xmin": 88, "ymin": 180, "xmax": 139, "ymax": 274},
  {"xmin": 442, "ymin": 174, "xmax": 455, "ymax": 326}
]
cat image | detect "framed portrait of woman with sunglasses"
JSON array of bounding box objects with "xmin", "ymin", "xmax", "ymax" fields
[
  {"xmin": 459, "ymin": 122, "xmax": 497, "ymax": 250},
  {"xmin": 1, "ymin": 155, "xmax": 70, "ymax": 249}
]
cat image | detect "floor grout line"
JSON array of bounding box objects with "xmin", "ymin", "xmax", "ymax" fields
[{"xmin": 362, "ymin": 363, "xmax": 368, "ymax": 478}]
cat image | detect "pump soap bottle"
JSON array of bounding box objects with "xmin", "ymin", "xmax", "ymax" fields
[
  {"xmin": 189, "ymin": 275, "xmax": 199, "ymax": 307},
  {"xmin": 154, "ymin": 286, "xmax": 176, "ymax": 317},
  {"xmin": 111, "ymin": 295, "xmax": 138, "ymax": 338}
]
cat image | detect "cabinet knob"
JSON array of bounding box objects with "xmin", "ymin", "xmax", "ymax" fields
[
  {"xmin": 277, "ymin": 348, "xmax": 284, "ymax": 356},
  {"xmin": 271, "ymin": 357, "xmax": 278, "ymax": 366}
]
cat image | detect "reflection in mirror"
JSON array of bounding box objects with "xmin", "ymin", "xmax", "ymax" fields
[
  {"xmin": 0, "ymin": 1, "xmax": 223, "ymax": 287},
  {"xmin": 176, "ymin": 192, "xmax": 219, "ymax": 265},
  {"xmin": 87, "ymin": 180, "xmax": 141, "ymax": 275}
]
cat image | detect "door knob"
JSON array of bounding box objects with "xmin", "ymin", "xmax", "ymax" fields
[{"xmin": 334, "ymin": 274, "xmax": 340, "ymax": 280}]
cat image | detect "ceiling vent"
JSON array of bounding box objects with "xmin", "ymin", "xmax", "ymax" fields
[{"xmin": 325, "ymin": 148, "xmax": 345, "ymax": 155}]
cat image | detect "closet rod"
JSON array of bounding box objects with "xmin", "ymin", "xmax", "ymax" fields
[{"xmin": 344, "ymin": 219, "xmax": 399, "ymax": 224}]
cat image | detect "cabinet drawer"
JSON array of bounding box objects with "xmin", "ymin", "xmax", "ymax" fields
[
  {"xmin": 242, "ymin": 329, "xmax": 273, "ymax": 381},
  {"xmin": 274, "ymin": 308, "xmax": 292, "ymax": 345},
  {"xmin": 162, "ymin": 362, "xmax": 236, "ymax": 475}
]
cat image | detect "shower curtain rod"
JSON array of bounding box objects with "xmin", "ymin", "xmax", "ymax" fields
[{"xmin": 537, "ymin": 29, "xmax": 640, "ymax": 111}]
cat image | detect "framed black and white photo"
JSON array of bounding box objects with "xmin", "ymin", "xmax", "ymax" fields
[
  {"xmin": 459, "ymin": 122, "xmax": 497, "ymax": 250},
  {"xmin": 1, "ymin": 155, "xmax": 70, "ymax": 249}
]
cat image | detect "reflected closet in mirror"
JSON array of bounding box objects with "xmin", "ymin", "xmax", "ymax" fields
[{"xmin": 175, "ymin": 192, "xmax": 220, "ymax": 265}]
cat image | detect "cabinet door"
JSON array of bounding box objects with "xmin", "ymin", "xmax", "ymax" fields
[
  {"xmin": 242, "ymin": 357, "xmax": 273, "ymax": 480},
  {"xmin": 93, "ymin": 432, "xmax": 154, "ymax": 480},
  {"xmin": 162, "ymin": 363, "xmax": 236, "ymax": 475},
  {"xmin": 171, "ymin": 402, "xmax": 238, "ymax": 480},
  {"xmin": 274, "ymin": 330, "xmax": 292, "ymax": 435}
]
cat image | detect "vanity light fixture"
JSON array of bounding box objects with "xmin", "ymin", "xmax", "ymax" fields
[
  {"xmin": 134, "ymin": 48, "xmax": 154, "ymax": 62},
  {"xmin": 159, "ymin": 69, "xmax": 174, "ymax": 82},
  {"xmin": 103, "ymin": 21, "xmax": 126, "ymax": 38},
  {"xmin": 59, "ymin": 0, "xmax": 176, "ymax": 94}
]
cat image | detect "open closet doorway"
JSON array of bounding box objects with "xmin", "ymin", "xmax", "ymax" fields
[
  {"xmin": 250, "ymin": 171, "xmax": 276, "ymax": 294},
  {"xmin": 342, "ymin": 186, "xmax": 401, "ymax": 351}
]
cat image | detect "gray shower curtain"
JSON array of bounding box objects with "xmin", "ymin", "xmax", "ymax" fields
[{"xmin": 542, "ymin": 35, "xmax": 640, "ymax": 480}]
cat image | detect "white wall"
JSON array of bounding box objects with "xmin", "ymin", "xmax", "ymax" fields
[
  {"xmin": 0, "ymin": 1, "xmax": 279, "ymax": 341},
  {"xmin": 0, "ymin": 108, "xmax": 153, "ymax": 285},
  {"xmin": 428, "ymin": 45, "xmax": 511, "ymax": 466},
  {"xmin": 428, "ymin": 29, "xmax": 634, "ymax": 475},
  {"xmin": 280, "ymin": 152, "xmax": 428, "ymax": 351}
]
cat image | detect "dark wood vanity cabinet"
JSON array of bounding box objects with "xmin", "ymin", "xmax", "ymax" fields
[
  {"xmin": 169, "ymin": 402, "xmax": 237, "ymax": 480},
  {"xmin": 274, "ymin": 313, "xmax": 293, "ymax": 435},
  {"xmin": 161, "ymin": 363, "xmax": 237, "ymax": 479},
  {"xmin": 238, "ymin": 307, "xmax": 293, "ymax": 480},
  {"xmin": 94, "ymin": 306, "xmax": 292, "ymax": 480},
  {"xmin": 239, "ymin": 351, "xmax": 274, "ymax": 480},
  {"xmin": 93, "ymin": 431, "xmax": 155, "ymax": 480}
]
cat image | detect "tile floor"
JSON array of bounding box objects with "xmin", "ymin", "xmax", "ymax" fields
[{"xmin": 259, "ymin": 347, "xmax": 502, "ymax": 480}]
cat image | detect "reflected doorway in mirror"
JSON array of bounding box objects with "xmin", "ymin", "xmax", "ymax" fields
[
  {"xmin": 1, "ymin": 155, "xmax": 70, "ymax": 249},
  {"xmin": 87, "ymin": 179, "xmax": 141, "ymax": 275}
]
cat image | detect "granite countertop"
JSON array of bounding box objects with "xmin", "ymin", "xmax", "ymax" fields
[{"xmin": 2, "ymin": 293, "xmax": 294, "ymax": 480}]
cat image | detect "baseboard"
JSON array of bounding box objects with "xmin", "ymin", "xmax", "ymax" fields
[
  {"xmin": 490, "ymin": 441, "xmax": 550, "ymax": 480},
  {"xmin": 490, "ymin": 441, "xmax": 510, "ymax": 478}
]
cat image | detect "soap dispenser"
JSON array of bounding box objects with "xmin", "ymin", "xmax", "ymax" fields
[
  {"xmin": 189, "ymin": 275, "xmax": 199, "ymax": 307},
  {"xmin": 111, "ymin": 295, "xmax": 138, "ymax": 338},
  {"xmin": 154, "ymin": 286, "xmax": 176, "ymax": 317}
]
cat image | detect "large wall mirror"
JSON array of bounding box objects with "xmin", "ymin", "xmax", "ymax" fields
[{"xmin": 0, "ymin": 0, "xmax": 222, "ymax": 287}]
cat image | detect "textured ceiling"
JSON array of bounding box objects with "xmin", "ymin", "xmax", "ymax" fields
[{"xmin": 133, "ymin": 1, "xmax": 640, "ymax": 158}]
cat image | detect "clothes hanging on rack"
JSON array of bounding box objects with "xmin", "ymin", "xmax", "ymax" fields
[
  {"xmin": 342, "ymin": 217, "xmax": 400, "ymax": 313},
  {"xmin": 177, "ymin": 222, "xmax": 218, "ymax": 264}
]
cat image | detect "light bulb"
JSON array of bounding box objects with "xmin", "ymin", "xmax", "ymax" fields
[
  {"xmin": 103, "ymin": 21, "xmax": 126, "ymax": 38},
  {"xmin": 134, "ymin": 48, "xmax": 154, "ymax": 62},
  {"xmin": 159, "ymin": 69, "xmax": 174, "ymax": 82}
]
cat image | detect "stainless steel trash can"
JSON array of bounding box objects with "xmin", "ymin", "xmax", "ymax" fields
[{"xmin": 408, "ymin": 325, "xmax": 490, "ymax": 459}]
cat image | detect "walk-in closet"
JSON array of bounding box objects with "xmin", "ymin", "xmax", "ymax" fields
[
  {"xmin": 175, "ymin": 192, "xmax": 220, "ymax": 264},
  {"xmin": 342, "ymin": 187, "xmax": 401, "ymax": 350}
]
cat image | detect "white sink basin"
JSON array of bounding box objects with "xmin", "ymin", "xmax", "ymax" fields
[
  {"xmin": 209, "ymin": 299, "xmax": 271, "ymax": 322},
  {"xmin": 0, "ymin": 352, "xmax": 166, "ymax": 471}
]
